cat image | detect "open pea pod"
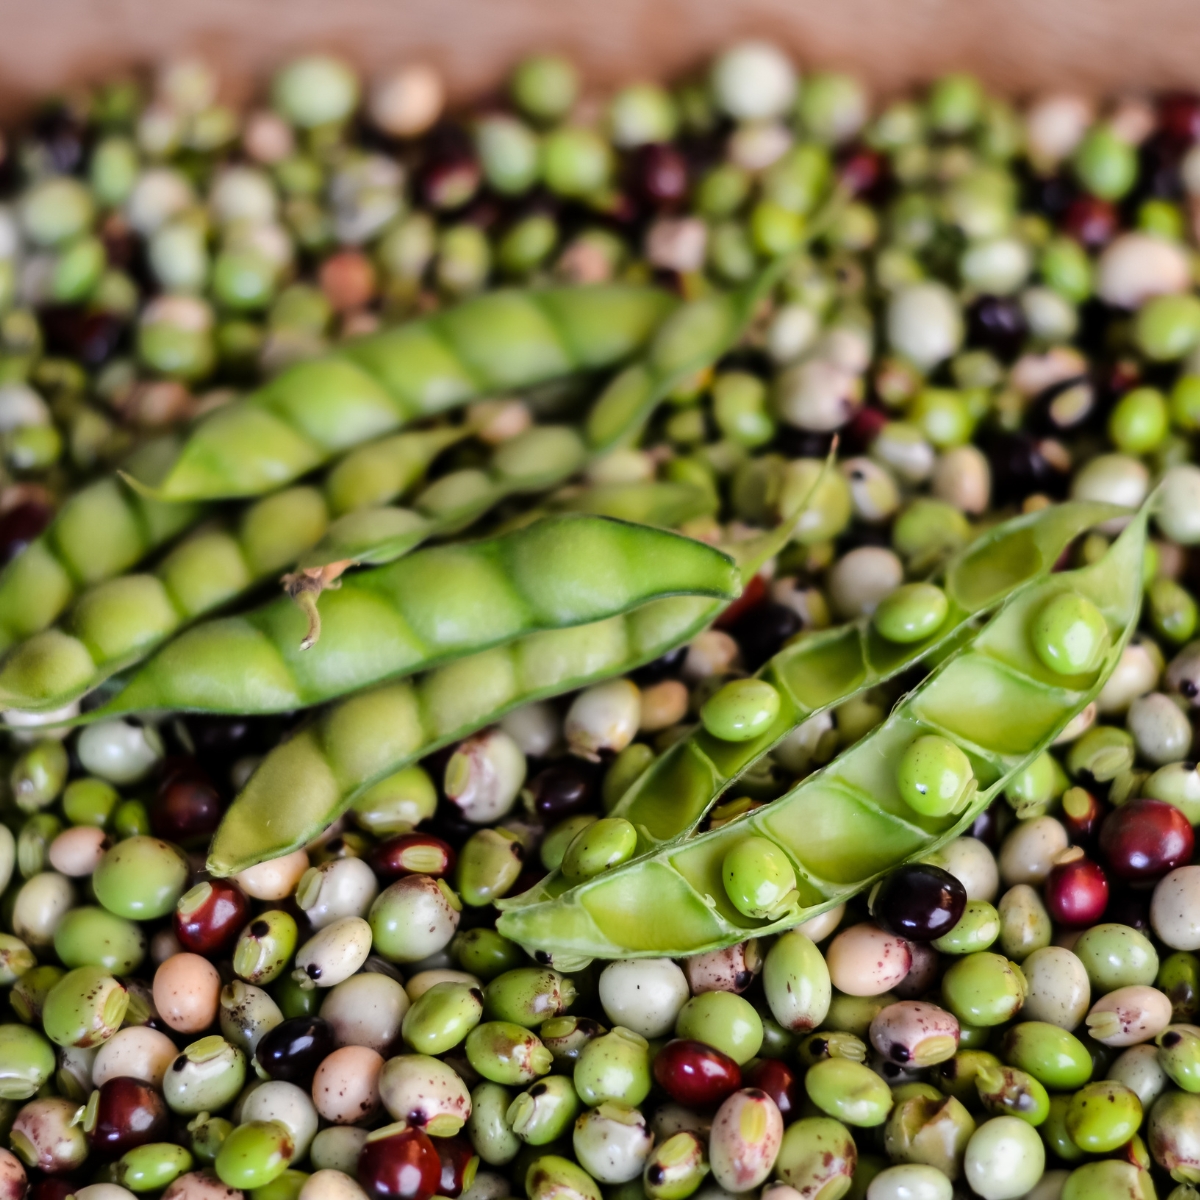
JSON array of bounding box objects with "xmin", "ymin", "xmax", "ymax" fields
[
  {"xmin": 205, "ymin": 521, "xmax": 798, "ymax": 876},
  {"xmin": 495, "ymin": 500, "xmax": 1151, "ymax": 959},
  {"xmin": 140, "ymin": 285, "xmax": 677, "ymax": 502},
  {"xmin": 504, "ymin": 498, "xmax": 1123, "ymax": 919},
  {"xmin": 0, "ymin": 436, "xmax": 202, "ymax": 654},
  {"xmin": 82, "ymin": 515, "xmax": 741, "ymax": 720}
]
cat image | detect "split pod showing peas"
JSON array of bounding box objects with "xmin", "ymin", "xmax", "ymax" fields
[{"xmin": 495, "ymin": 497, "xmax": 1150, "ymax": 958}]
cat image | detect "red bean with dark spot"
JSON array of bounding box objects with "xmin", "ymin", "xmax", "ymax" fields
[
  {"xmin": 174, "ymin": 879, "xmax": 249, "ymax": 955},
  {"xmin": 1044, "ymin": 850, "xmax": 1109, "ymax": 927},
  {"xmin": 1100, "ymin": 798, "xmax": 1194, "ymax": 882},
  {"xmin": 368, "ymin": 833, "xmax": 456, "ymax": 881},
  {"xmin": 743, "ymin": 1059, "xmax": 801, "ymax": 1119},
  {"xmin": 358, "ymin": 1125, "xmax": 442, "ymax": 1200},
  {"xmin": 84, "ymin": 1076, "xmax": 168, "ymax": 1155},
  {"xmin": 653, "ymin": 1039, "xmax": 742, "ymax": 1108}
]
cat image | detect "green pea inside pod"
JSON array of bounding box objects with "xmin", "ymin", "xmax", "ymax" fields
[
  {"xmin": 700, "ymin": 678, "xmax": 781, "ymax": 743},
  {"xmin": 721, "ymin": 836, "xmax": 799, "ymax": 921},
  {"xmin": 1031, "ymin": 591, "xmax": 1111, "ymax": 677},
  {"xmin": 873, "ymin": 582, "xmax": 950, "ymax": 644},
  {"xmin": 560, "ymin": 818, "xmax": 638, "ymax": 884},
  {"xmin": 896, "ymin": 735, "xmax": 976, "ymax": 818}
]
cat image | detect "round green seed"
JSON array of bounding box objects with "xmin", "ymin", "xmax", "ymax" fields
[
  {"xmin": 674, "ymin": 991, "xmax": 762, "ymax": 1065},
  {"xmin": 560, "ymin": 818, "xmax": 638, "ymax": 883},
  {"xmin": 214, "ymin": 1120, "xmax": 294, "ymax": 1190},
  {"xmin": 1064, "ymin": 1080, "xmax": 1142, "ymax": 1153},
  {"xmin": 700, "ymin": 678, "xmax": 782, "ymax": 743},
  {"xmin": 896, "ymin": 734, "xmax": 975, "ymax": 817},
  {"xmin": 92, "ymin": 835, "xmax": 188, "ymax": 920},
  {"xmin": 804, "ymin": 1058, "xmax": 894, "ymax": 1127},
  {"xmin": 721, "ymin": 837, "xmax": 798, "ymax": 920},
  {"xmin": 873, "ymin": 582, "xmax": 950, "ymax": 644},
  {"xmin": 1031, "ymin": 591, "xmax": 1111, "ymax": 676}
]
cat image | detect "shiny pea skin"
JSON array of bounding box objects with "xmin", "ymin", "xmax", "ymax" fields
[
  {"xmin": 402, "ymin": 981, "xmax": 484, "ymax": 1054},
  {"xmin": 454, "ymin": 928, "xmax": 526, "ymax": 983},
  {"xmin": 975, "ymin": 1063, "xmax": 1050, "ymax": 1126},
  {"xmin": 722, "ymin": 837, "xmax": 799, "ymax": 922},
  {"xmin": 42, "ymin": 965, "xmax": 128, "ymax": 1048},
  {"xmin": 573, "ymin": 1027, "xmax": 651, "ymax": 1107},
  {"xmin": 1031, "ymin": 591, "xmax": 1111, "ymax": 676},
  {"xmin": 675, "ymin": 991, "xmax": 763, "ymax": 1064},
  {"xmin": 827, "ymin": 992, "xmax": 895, "ymax": 1040},
  {"xmin": 1073, "ymin": 923, "xmax": 1159, "ymax": 992},
  {"xmin": 805, "ymin": 1058, "xmax": 894, "ymax": 1127},
  {"xmin": 233, "ymin": 911, "xmax": 299, "ymax": 986},
  {"xmin": 214, "ymin": 1120, "xmax": 294, "ymax": 1190},
  {"xmin": 0, "ymin": 1023, "xmax": 56, "ymax": 1100},
  {"xmin": 53, "ymin": 906, "xmax": 146, "ymax": 974},
  {"xmin": 1002, "ymin": 1022, "xmax": 1093, "ymax": 1090},
  {"xmin": 92, "ymin": 835, "xmax": 188, "ymax": 919},
  {"xmin": 484, "ymin": 969, "xmax": 574, "ymax": 1028},
  {"xmin": 468, "ymin": 1081, "xmax": 520, "ymax": 1165},
  {"xmin": 466, "ymin": 1022, "xmax": 554, "ymax": 1086},
  {"xmin": 897, "ymin": 735, "xmax": 975, "ymax": 817},
  {"xmin": 507, "ymin": 1075, "xmax": 580, "ymax": 1144},
  {"xmin": 1064, "ymin": 1080, "xmax": 1142, "ymax": 1153},
  {"xmin": 1159, "ymin": 952, "xmax": 1200, "ymax": 1022},
  {"xmin": 700, "ymin": 678, "xmax": 781, "ymax": 742},
  {"xmin": 873, "ymin": 582, "xmax": 949, "ymax": 644},
  {"xmin": 117, "ymin": 1142, "xmax": 195, "ymax": 1191},
  {"xmin": 1039, "ymin": 1094, "xmax": 1085, "ymax": 1164},
  {"xmin": 997, "ymin": 886, "xmax": 1052, "ymax": 962},
  {"xmin": 932, "ymin": 1049, "xmax": 1003, "ymax": 1110},
  {"xmin": 941, "ymin": 952, "xmax": 1027, "ymax": 1026},
  {"xmin": 931, "ymin": 901, "xmax": 1001, "ymax": 955},
  {"xmin": 561, "ymin": 818, "xmax": 638, "ymax": 883},
  {"xmin": 541, "ymin": 817, "xmax": 597, "ymax": 873},
  {"xmin": 459, "ymin": 828, "xmax": 525, "ymax": 907},
  {"xmin": 251, "ymin": 1169, "xmax": 309, "ymax": 1200},
  {"xmin": 1061, "ymin": 1161, "xmax": 1155, "ymax": 1200}
]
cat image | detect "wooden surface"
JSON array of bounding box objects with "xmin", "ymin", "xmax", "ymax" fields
[{"xmin": 4, "ymin": 0, "xmax": 1199, "ymax": 111}]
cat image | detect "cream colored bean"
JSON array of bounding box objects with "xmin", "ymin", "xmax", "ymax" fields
[
  {"xmin": 294, "ymin": 917, "xmax": 373, "ymax": 989},
  {"xmin": 936, "ymin": 837, "xmax": 1000, "ymax": 901},
  {"xmin": 997, "ymin": 885, "xmax": 1052, "ymax": 962},
  {"xmin": 47, "ymin": 826, "xmax": 108, "ymax": 877},
  {"xmin": 235, "ymin": 848, "xmax": 310, "ymax": 900},
  {"xmin": 998, "ymin": 817, "xmax": 1069, "ymax": 887},
  {"xmin": 708, "ymin": 1089, "xmax": 784, "ymax": 1192},
  {"xmin": 321, "ymin": 972, "xmax": 410, "ymax": 1051},
  {"xmin": 1098, "ymin": 639, "xmax": 1162, "ymax": 714},
  {"xmin": 161, "ymin": 1172, "xmax": 242, "ymax": 1200},
  {"xmin": 683, "ymin": 630, "xmax": 740, "ymax": 680},
  {"xmin": 153, "ymin": 952, "xmax": 222, "ymax": 1033},
  {"xmin": 92, "ymin": 1026, "xmax": 178, "ymax": 1089},
  {"xmin": 406, "ymin": 969, "xmax": 481, "ymax": 1000},
  {"xmin": 826, "ymin": 924, "xmax": 912, "ymax": 996},
  {"xmin": 1020, "ymin": 947, "xmax": 1091, "ymax": 1029},
  {"xmin": 599, "ymin": 959, "xmax": 690, "ymax": 1038},
  {"xmin": 12, "ymin": 872, "xmax": 75, "ymax": 948},
  {"xmin": 296, "ymin": 858, "xmax": 379, "ymax": 930},
  {"xmin": 1108, "ymin": 1043, "xmax": 1170, "ymax": 1109},
  {"xmin": 241, "ymin": 1079, "xmax": 318, "ymax": 1157},
  {"xmin": 932, "ymin": 445, "xmax": 991, "ymax": 514},
  {"xmin": 1152, "ymin": 866, "xmax": 1200, "ymax": 951},
  {"xmin": 639, "ymin": 680, "xmax": 689, "ymax": 733},
  {"xmin": 499, "ymin": 702, "xmax": 560, "ymax": 758},
  {"xmin": 566, "ymin": 679, "xmax": 641, "ymax": 760},
  {"xmin": 313, "ymin": 1045, "xmax": 384, "ymax": 1124},
  {"xmin": 1127, "ymin": 693, "xmax": 1193, "ymax": 765},
  {"xmin": 1086, "ymin": 985, "xmax": 1174, "ymax": 1046},
  {"xmin": 75, "ymin": 1186, "xmax": 137, "ymax": 1200},
  {"xmin": 299, "ymin": 1169, "xmax": 371, "ymax": 1200},
  {"xmin": 1053, "ymin": 702, "xmax": 1097, "ymax": 745},
  {"xmin": 827, "ymin": 546, "xmax": 904, "ymax": 619},
  {"xmin": 794, "ymin": 903, "xmax": 845, "ymax": 944}
]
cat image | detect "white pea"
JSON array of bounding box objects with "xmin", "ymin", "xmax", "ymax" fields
[
  {"xmin": 886, "ymin": 282, "xmax": 963, "ymax": 370},
  {"xmin": 320, "ymin": 972, "xmax": 410, "ymax": 1051},
  {"xmin": 76, "ymin": 720, "xmax": 163, "ymax": 785},
  {"xmin": 774, "ymin": 358, "xmax": 862, "ymax": 433},
  {"xmin": 793, "ymin": 903, "xmax": 845, "ymax": 945},
  {"xmin": 460, "ymin": 1172, "xmax": 510, "ymax": 1200},
  {"xmin": 299, "ymin": 1168, "xmax": 371, "ymax": 1200},
  {"xmin": 1020, "ymin": 947, "xmax": 1091, "ymax": 1028},
  {"xmin": 1086, "ymin": 985, "xmax": 1174, "ymax": 1046},
  {"xmin": 936, "ymin": 837, "xmax": 1000, "ymax": 901},
  {"xmin": 767, "ymin": 303, "xmax": 819, "ymax": 364},
  {"xmin": 827, "ymin": 547, "xmax": 904, "ymax": 619},
  {"xmin": 499, "ymin": 702, "xmax": 560, "ymax": 758},
  {"xmin": 932, "ymin": 445, "xmax": 991, "ymax": 515},
  {"xmin": 406, "ymin": 969, "xmax": 480, "ymax": 1000},
  {"xmin": 708, "ymin": 1088, "xmax": 783, "ymax": 1192},
  {"xmin": 0, "ymin": 825, "xmax": 13, "ymax": 896},
  {"xmin": 598, "ymin": 959, "xmax": 690, "ymax": 1038},
  {"xmin": 872, "ymin": 421, "xmax": 935, "ymax": 485},
  {"xmin": 772, "ymin": 712, "xmax": 838, "ymax": 775},
  {"xmin": 683, "ymin": 630, "xmax": 740, "ymax": 680},
  {"xmin": 309, "ymin": 1128, "xmax": 368, "ymax": 1175},
  {"xmin": 1158, "ymin": 464, "xmax": 1200, "ymax": 546},
  {"xmin": 1025, "ymin": 94, "xmax": 1093, "ymax": 167},
  {"xmin": 1096, "ymin": 231, "xmax": 1191, "ymax": 309},
  {"xmin": 312, "ymin": 1045, "xmax": 383, "ymax": 1124},
  {"xmin": 444, "ymin": 729, "xmax": 527, "ymax": 824},
  {"xmin": 573, "ymin": 1101, "xmax": 654, "ymax": 1183},
  {"xmin": 565, "ymin": 680, "xmax": 642, "ymax": 760},
  {"xmin": 1152, "ymin": 866, "xmax": 1200, "ymax": 950},
  {"xmin": 825, "ymin": 924, "xmax": 912, "ymax": 996},
  {"xmin": 75, "ymin": 1186, "xmax": 136, "ymax": 1200},
  {"xmin": 998, "ymin": 817, "xmax": 1068, "ymax": 887},
  {"xmin": 12, "ymin": 871, "xmax": 75, "ymax": 947},
  {"xmin": 710, "ymin": 41, "xmax": 797, "ymax": 121},
  {"xmin": 841, "ymin": 458, "xmax": 901, "ymax": 525},
  {"xmin": 47, "ymin": 826, "xmax": 108, "ymax": 877},
  {"xmin": 1127, "ymin": 693, "xmax": 1193, "ymax": 765},
  {"xmin": 240, "ymin": 1079, "xmax": 318, "ymax": 1157},
  {"xmin": 1099, "ymin": 638, "xmax": 1163, "ymax": 714},
  {"xmin": 964, "ymin": 1116, "xmax": 1045, "ymax": 1200},
  {"xmin": 1070, "ymin": 454, "xmax": 1150, "ymax": 523},
  {"xmin": 294, "ymin": 917, "xmax": 373, "ymax": 989},
  {"xmin": 296, "ymin": 858, "xmax": 379, "ymax": 929},
  {"xmin": 378, "ymin": 1053, "xmax": 471, "ymax": 1134},
  {"xmin": 866, "ymin": 1164, "xmax": 952, "ymax": 1200},
  {"xmin": 1108, "ymin": 1043, "xmax": 1170, "ymax": 1109},
  {"xmin": 92, "ymin": 1026, "xmax": 178, "ymax": 1089},
  {"xmin": 235, "ymin": 848, "xmax": 310, "ymax": 901}
]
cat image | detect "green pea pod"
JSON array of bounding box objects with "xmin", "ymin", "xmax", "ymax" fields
[
  {"xmin": 140, "ymin": 286, "xmax": 677, "ymax": 502},
  {"xmin": 0, "ymin": 436, "xmax": 202, "ymax": 653},
  {"xmin": 205, "ymin": 519, "xmax": 797, "ymax": 877},
  {"xmin": 495, "ymin": 499, "xmax": 1152, "ymax": 958},
  {"xmin": 83, "ymin": 516, "xmax": 740, "ymax": 720},
  {"xmin": 502, "ymin": 499, "xmax": 1123, "ymax": 919},
  {"xmin": 547, "ymin": 481, "xmax": 717, "ymax": 527},
  {"xmin": 0, "ymin": 488, "xmax": 332, "ymax": 714}
]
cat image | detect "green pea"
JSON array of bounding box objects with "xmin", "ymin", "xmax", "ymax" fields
[
  {"xmin": 459, "ymin": 828, "xmax": 525, "ymax": 907},
  {"xmin": 62, "ymin": 777, "xmax": 119, "ymax": 827},
  {"xmin": 476, "ymin": 115, "xmax": 542, "ymax": 196},
  {"xmin": 0, "ymin": 1023, "xmax": 56, "ymax": 1100},
  {"xmin": 468, "ymin": 1081, "xmax": 520, "ymax": 1165},
  {"xmin": 1073, "ymin": 124, "xmax": 1137, "ymax": 200},
  {"xmin": 931, "ymin": 1049, "xmax": 1003, "ymax": 1111},
  {"xmin": 1040, "ymin": 236, "xmax": 1092, "ymax": 302},
  {"xmin": 561, "ymin": 818, "xmax": 638, "ymax": 883},
  {"xmin": 721, "ymin": 837, "xmax": 799, "ymax": 921},
  {"xmin": 251, "ymin": 1169, "xmax": 309, "ymax": 1200},
  {"xmin": 350, "ymin": 764, "xmax": 438, "ymax": 834},
  {"xmin": 11, "ymin": 739, "xmax": 68, "ymax": 812},
  {"xmin": 511, "ymin": 54, "xmax": 579, "ymax": 123},
  {"xmin": 1005, "ymin": 752, "xmax": 1069, "ymax": 817},
  {"xmin": 796, "ymin": 1030, "xmax": 867, "ymax": 1068},
  {"xmin": 1172, "ymin": 375, "xmax": 1200, "ymax": 432},
  {"xmin": 873, "ymin": 582, "xmax": 950, "ymax": 644},
  {"xmin": 1159, "ymin": 952, "xmax": 1200, "ymax": 1023},
  {"xmin": 507, "ymin": 1075, "xmax": 580, "ymax": 1144},
  {"xmin": 541, "ymin": 817, "xmax": 597, "ymax": 873},
  {"xmin": 774, "ymin": 1116, "xmax": 857, "ymax": 1197},
  {"xmin": 162, "ymin": 1035, "xmax": 247, "ymax": 1115},
  {"xmin": 1135, "ymin": 295, "xmax": 1200, "ymax": 362},
  {"xmin": 1150, "ymin": 578, "xmax": 1199, "ymax": 645},
  {"xmin": 454, "ymin": 928, "xmax": 525, "ymax": 984},
  {"xmin": 942, "ymin": 952, "xmax": 1027, "ymax": 1026},
  {"xmin": 896, "ymin": 734, "xmax": 975, "ymax": 817},
  {"xmin": 214, "ymin": 1120, "xmax": 294, "ymax": 1190},
  {"xmin": 1067, "ymin": 725, "xmax": 1135, "ymax": 782},
  {"xmin": 805, "ymin": 1059, "xmax": 894, "ymax": 1127},
  {"xmin": 750, "ymin": 200, "xmax": 805, "ymax": 257},
  {"xmin": 92, "ymin": 835, "xmax": 188, "ymax": 919},
  {"xmin": 763, "ymin": 931, "xmax": 831, "ymax": 1034},
  {"xmin": 1031, "ymin": 591, "xmax": 1111, "ymax": 676},
  {"xmin": 402, "ymin": 981, "xmax": 484, "ymax": 1054},
  {"xmin": 675, "ymin": 991, "xmax": 762, "ymax": 1065},
  {"xmin": 190, "ymin": 1115, "xmax": 234, "ymax": 1165},
  {"xmin": 466, "ymin": 1022, "xmax": 554, "ymax": 1086},
  {"xmin": 931, "ymin": 900, "xmax": 1001, "ymax": 955},
  {"xmin": 1061, "ymin": 1162, "xmax": 1155, "ymax": 1200},
  {"xmin": 1002, "ymin": 1021, "xmax": 1093, "ymax": 1090},
  {"xmin": 541, "ymin": 128, "xmax": 611, "ymax": 199},
  {"xmin": 527, "ymin": 1155, "xmax": 601, "ymax": 1200},
  {"xmin": 272, "ymin": 972, "xmax": 321, "ymax": 1020},
  {"xmin": 826, "ymin": 992, "xmax": 895, "ymax": 1041},
  {"xmin": 113, "ymin": 799, "xmax": 152, "ymax": 839},
  {"xmin": 712, "ymin": 372, "xmax": 774, "ymax": 448},
  {"xmin": 910, "ymin": 388, "xmax": 975, "ymax": 448},
  {"xmin": 573, "ymin": 1027, "xmax": 651, "ymax": 1107},
  {"xmin": 1064, "ymin": 1080, "xmax": 1142, "ymax": 1153},
  {"xmin": 53, "ymin": 906, "xmax": 146, "ymax": 974},
  {"xmin": 1157, "ymin": 1025, "xmax": 1200, "ymax": 1092},
  {"xmin": 1040, "ymin": 1093, "xmax": 1085, "ymax": 1164},
  {"xmin": 233, "ymin": 910, "xmax": 298, "ymax": 986},
  {"xmin": 892, "ymin": 498, "xmax": 970, "ymax": 572},
  {"xmin": 484, "ymin": 969, "xmax": 574, "ymax": 1029},
  {"xmin": 9, "ymin": 964, "xmax": 63, "ymax": 1025},
  {"xmin": 700, "ymin": 679, "xmax": 781, "ymax": 743},
  {"xmin": 1074, "ymin": 923, "xmax": 1159, "ymax": 992},
  {"xmin": 117, "ymin": 1143, "xmax": 195, "ymax": 1192},
  {"xmin": 42, "ymin": 965, "xmax": 128, "ymax": 1048},
  {"xmin": 974, "ymin": 1063, "xmax": 1049, "ymax": 1126}
]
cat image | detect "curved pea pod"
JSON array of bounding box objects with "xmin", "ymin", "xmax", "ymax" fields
[
  {"xmin": 495, "ymin": 498, "xmax": 1152, "ymax": 958},
  {"xmin": 141, "ymin": 285, "xmax": 676, "ymax": 501},
  {"xmin": 89, "ymin": 515, "xmax": 738, "ymax": 720},
  {"xmin": 0, "ymin": 436, "xmax": 202, "ymax": 652},
  {"xmin": 0, "ymin": 487, "xmax": 331, "ymax": 713},
  {"xmin": 502, "ymin": 500, "xmax": 1124, "ymax": 915},
  {"xmin": 206, "ymin": 522, "xmax": 797, "ymax": 877},
  {"xmin": 547, "ymin": 481, "xmax": 717, "ymax": 528}
]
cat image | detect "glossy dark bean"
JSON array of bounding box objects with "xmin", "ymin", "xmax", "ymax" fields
[
  {"xmin": 1159, "ymin": 93, "xmax": 1200, "ymax": 145},
  {"xmin": 0, "ymin": 500, "xmax": 53, "ymax": 567},
  {"xmin": 357, "ymin": 1125, "xmax": 441, "ymax": 1200},
  {"xmin": 151, "ymin": 767, "xmax": 222, "ymax": 847},
  {"xmin": 969, "ymin": 798, "xmax": 1010, "ymax": 848},
  {"xmin": 727, "ymin": 602, "xmax": 802, "ymax": 671},
  {"xmin": 631, "ymin": 645, "xmax": 688, "ymax": 686},
  {"xmin": 368, "ymin": 833, "xmax": 456, "ymax": 881},
  {"xmin": 629, "ymin": 144, "xmax": 689, "ymax": 208},
  {"xmin": 86, "ymin": 1077, "xmax": 168, "ymax": 1156},
  {"xmin": 842, "ymin": 404, "xmax": 889, "ymax": 455},
  {"xmin": 967, "ymin": 296, "xmax": 1027, "ymax": 360},
  {"xmin": 174, "ymin": 878, "xmax": 249, "ymax": 955},
  {"xmin": 743, "ymin": 1058, "xmax": 801, "ymax": 1119},
  {"xmin": 254, "ymin": 1016, "xmax": 336, "ymax": 1085},
  {"xmin": 985, "ymin": 433, "xmax": 1070, "ymax": 504},
  {"xmin": 526, "ymin": 763, "xmax": 598, "ymax": 821},
  {"xmin": 1106, "ymin": 886, "xmax": 1152, "ymax": 935},
  {"xmin": 871, "ymin": 864, "xmax": 967, "ymax": 942},
  {"xmin": 434, "ymin": 1135, "xmax": 479, "ymax": 1198},
  {"xmin": 839, "ymin": 147, "xmax": 886, "ymax": 197},
  {"xmin": 39, "ymin": 307, "xmax": 127, "ymax": 368},
  {"xmin": 1099, "ymin": 798, "xmax": 1194, "ymax": 882},
  {"xmin": 652, "ymin": 1038, "xmax": 742, "ymax": 1108},
  {"xmin": 1062, "ymin": 196, "xmax": 1119, "ymax": 248},
  {"xmin": 1044, "ymin": 853, "xmax": 1109, "ymax": 927}
]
